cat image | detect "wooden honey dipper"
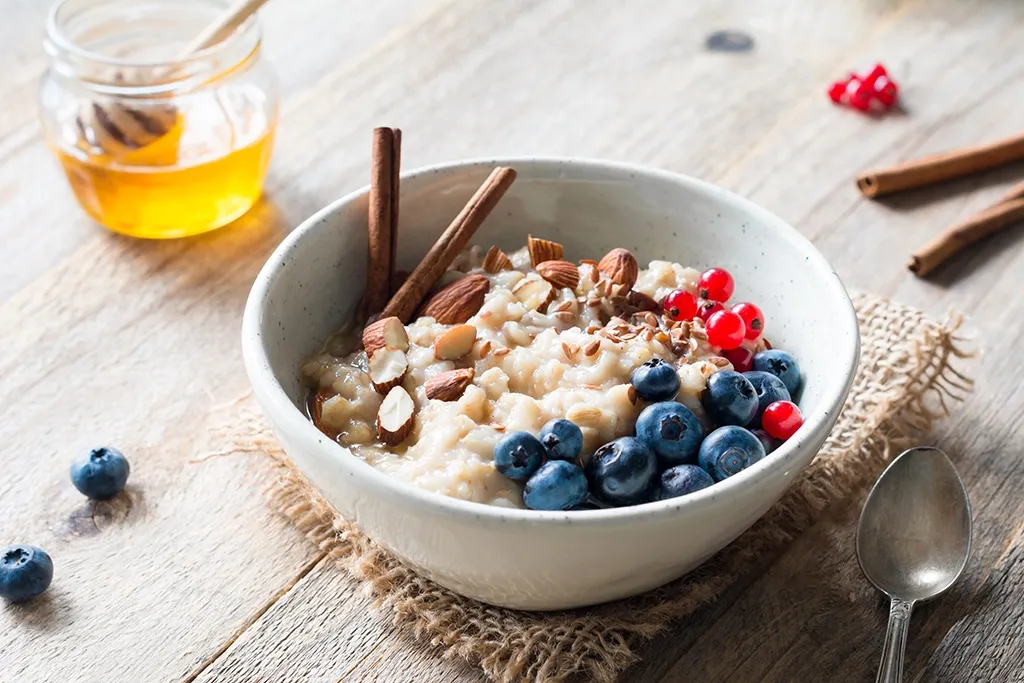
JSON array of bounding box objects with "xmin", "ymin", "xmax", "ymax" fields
[{"xmin": 77, "ymin": 0, "xmax": 271, "ymax": 156}]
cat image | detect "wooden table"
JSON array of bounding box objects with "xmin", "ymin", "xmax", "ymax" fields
[{"xmin": 3, "ymin": 1, "xmax": 1023, "ymax": 681}]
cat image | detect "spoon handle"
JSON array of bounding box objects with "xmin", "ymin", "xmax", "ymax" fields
[{"xmin": 876, "ymin": 598, "xmax": 914, "ymax": 683}]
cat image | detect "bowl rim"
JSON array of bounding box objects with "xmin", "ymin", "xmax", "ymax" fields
[{"xmin": 242, "ymin": 156, "xmax": 860, "ymax": 527}]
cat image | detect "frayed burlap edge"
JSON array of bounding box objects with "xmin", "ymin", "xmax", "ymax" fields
[{"xmin": 205, "ymin": 292, "xmax": 974, "ymax": 683}]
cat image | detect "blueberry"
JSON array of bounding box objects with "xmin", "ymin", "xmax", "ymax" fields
[
  {"xmin": 753, "ymin": 350, "xmax": 801, "ymax": 396},
  {"xmin": 0, "ymin": 545, "xmax": 54, "ymax": 603},
  {"xmin": 698, "ymin": 426, "xmax": 766, "ymax": 481},
  {"xmin": 701, "ymin": 370, "xmax": 758, "ymax": 427},
  {"xmin": 635, "ymin": 402, "xmax": 704, "ymax": 468},
  {"xmin": 654, "ymin": 465, "xmax": 715, "ymax": 501},
  {"xmin": 493, "ymin": 431, "xmax": 545, "ymax": 481},
  {"xmin": 70, "ymin": 446, "xmax": 130, "ymax": 500},
  {"xmin": 585, "ymin": 437, "xmax": 658, "ymax": 506},
  {"xmin": 630, "ymin": 358, "xmax": 680, "ymax": 402},
  {"xmin": 750, "ymin": 428, "xmax": 779, "ymax": 455},
  {"xmin": 744, "ymin": 370, "xmax": 791, "ymax": 417},
  {"xmin": 539, "ymin": 418, "xmax": 584, "ymax": 462},
  {"xmin": 523, "ymin": 460, "xmax": 588, "ymax": 511}
]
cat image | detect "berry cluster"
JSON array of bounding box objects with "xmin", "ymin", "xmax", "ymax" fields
[
  {"xmin": 667, "ymin": 267, "xmax": 764, "ymax": 351},
  {"xmin": 828, "ymin": 63, "xmax": 899, "ymax": 113}
]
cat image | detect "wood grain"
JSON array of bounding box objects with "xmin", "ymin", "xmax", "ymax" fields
[{"xmin": 2, "ymin": 0, "xmax": 1023, "ymax": 681}]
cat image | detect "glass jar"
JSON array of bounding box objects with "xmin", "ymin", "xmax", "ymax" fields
[{"xmin": 39, "ymin": 0, "xmax": 279, "ymax": 239}]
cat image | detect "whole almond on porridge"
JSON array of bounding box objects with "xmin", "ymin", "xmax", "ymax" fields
[
  {"xmin": 433, "ymin": 324, "xmax": 477, "ymax": 360},
  {"xmin": 527, "ymin": 235, "xmax": 564, "ymax": 266},
  {"xmin": 535, "ymin": 260, "xmax": 580, "ymax": 290},
  {"xmin": 376, "ymin": 386, "xmax": 415, "ymax": 445},
  {"xmin": 482, "ymin": 245, "xmax": 514, "ymax": 273},
  {"xmin": 362, "ymin": 316, "xmax": 409, "ymax": 358},
  {"xmin": 598, "ymin": 248, "xmax": 639, "ymax": 290},
  {"xmin": 512, "ymin": 276, "xmax": 556, "ymax": 312},
  {"xmin": 424, "ymin": 367, "xmax": 475, "ymax": 401},
  {"xmin": 419, "ymin": 273, "xmax": 490, "ymax": 324},
  {"xmin": 368, "ymin": 347, "xmax": 409, "ymax": 393}
]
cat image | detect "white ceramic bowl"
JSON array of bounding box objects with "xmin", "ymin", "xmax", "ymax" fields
[{"xmin": 242, "ymin": 158, "xmax": 859, "ymax": 610}]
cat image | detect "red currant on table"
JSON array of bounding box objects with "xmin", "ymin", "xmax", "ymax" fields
[
  {"xmin": 731, "ymin": 302, "xmax": 765, "ymax": 341},
  {"xmin": 697, "ymin": 299, "xmax": 725, "ymax": 323},
  {"xmin": 847, "ymin": 77, "xmax": 873, "ymax": 112},
  {"xmin": 697, "ymin": 268, "xmax": 734, "ymax": 302},
  {"xmin": 663, "ymin": 289, "xmax": 697, "ymax": 321},
  {"xmin": 873, "ymin": 75, "xmax": 899, "ymax": 107},
  {"xmin": 706, "ymin": 310, "xmax": 745, "ymax": 350},
  {"xmin": 827, "ymin": 81, "xmax": 846, "ymax": 104},
  {"xmin": 864, "ymin": 63, "xmax": 888, "ymax": 85},
  {"xmin": 761, "ymin": 400, "xmax": 804, "ymax": 440},
  {"xmin": 722, "ymin": 346, "xmax": 754, "ymax": 373}
]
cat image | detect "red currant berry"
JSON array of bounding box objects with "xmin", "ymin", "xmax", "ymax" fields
[
  {"xmin": 697, "ymin": 299, "xmax": 724, "ymax": 323},
  {"xmin": 663, "ymin": 289, "xmax": 697, "ymax": 321},
  {"xmin": 697, "ymin": 268, "xmax": 734, "ymax": 302},
  {"xmin": 828, "ymin": 81, "xmax": 846, "ymax": 104},
  {"xmin": 706, "ymin": 310, "xmax": 745, "ymax": 350},
  {"xmin": 761, "ymin": 400, "xmax": 804, "ymax": 440},
  {"xmin": 723, "ymin": 346, "xmax": 754, "ymax": 373},
  {"xmin": 731, "ymin": 302, "xmax": 765, "ymax": 341},
  {"xmin": 847, "ymin": 78, "xmax": 873, "ymax": 112},
  {"xmin": 873, "ymin": 75, "xmax": 899, "ymax": 108},
  {"xmin": 864, "ymin": 63, "xmax": 888, "ymax": 85}
]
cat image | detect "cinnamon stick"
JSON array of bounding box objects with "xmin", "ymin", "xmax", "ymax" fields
[
  {"xmin": 366, "ymin": 127, "xmax": 400, "ymax": 315},
  {"xmin": 380, "ymin": 167, "xmax": 517, "ymax": 323},
  {"xmin": 388, "ymin": 129, "xmax": 402, "ymax": 295},
  {"xmin": 857, "ymin": 131, "xmax": 1024, "ymax": 198},
  {"xmin": 997, "ymin": 179, "xmax": 1024, "ymax": 204},
  {"xmin": 908, "ymin": 198, "xmax": 1024, "ymax": 276}
]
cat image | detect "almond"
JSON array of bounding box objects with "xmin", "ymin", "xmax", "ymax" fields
[
  {"xmin": 310, "ymin": 388, "xmax": 338, "ymax": 439},
  {"xmin": 368, "ymin": 347, "xmax": 409, "ymax": 393},
  {"xmin": 482, "ymin": 246, "xmax": 513, "ymax": 273},
  {"xmin": 433, "ymin": 324, "xmax": 477, "ymax": 360},
  {"xmin": 419, "ymin": 274, "xmax": 490, "ymax": 324},
  {"xmin": 362, "ymin": 316, "xmax": 409, "ymax": 358},
  {"xmin": 597, "ymin": 248, "xmax": 639, "ymax": 290},
  {"xmin": 527, "ymin": 235, "xmax": 564, "ymax": 266},
  {"xmin": 535, "ymin": 260, "xmax": 580, "ymax": 290},
  {"xmin": 512, "ymin": 276, "xmax": 555, "ymax": 312},
  {"xmin": 424, "ymin": 368, "xmax": 475, "ymax": 401},
  {"xmin": 376, "ymin": 386, "xmax": 415, "ymax": 445}
]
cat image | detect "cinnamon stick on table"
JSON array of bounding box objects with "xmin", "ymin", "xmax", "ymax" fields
[
  {"xmin": 380, "ymin": 167, "xmax": 518, "ymax": 323},
  {"xmin": 909, "ymin": 197, "xmax": 1024, "ymax": 276},
  {"xmin": 366, "ymin": 127, "xmax": 401, "ymax": 315},
  {"xmin": 857, "ymin": 131, "xmax": 1024, "ymax": 199}
]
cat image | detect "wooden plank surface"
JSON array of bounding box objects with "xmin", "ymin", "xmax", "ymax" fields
[{"xmin": 2, "ymin": 0, "xmax": 1023, "ymax": 681}]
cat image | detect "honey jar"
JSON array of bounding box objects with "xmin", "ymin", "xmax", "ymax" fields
[{"xmin": 39, "ymin": 0, "xmax": 279, "ymax": 239}]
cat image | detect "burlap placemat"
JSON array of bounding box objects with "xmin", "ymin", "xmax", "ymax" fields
[{"xmin": 207, "ymin": 292, "xmax": 972, "ymax": 683}]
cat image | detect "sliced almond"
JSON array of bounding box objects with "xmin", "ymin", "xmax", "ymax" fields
[
  {"xmin": 512, "ymin": 276, "xmax": 556, "ymax": 312},
  {"xmin": 535, "ymin": 260, "xmax": 580, "ymax": 290},
  {"xmin": 433, "ymin": 324, "xmax": 477, "ymax": 360},
  {"xmin": 527, "ymin": 235, "xmax": 564, "ymax": 266},
  {"xmin": 419, "ymin": 274, "xmax": 490, "ymax": 324},
  {"xmin": 583, "ymin": 339, "xmax": 601, "ymax": 357},
  {"xmin": 424, "ymin": 368, "xmax": 475, "ymax": 401},
  {"xmin": 597, "ymin": 248, "xmax": 639, "ymax": 290},
  {"xmin": 368, "ymin": 347, "xmax": 409, "ymax": 393},
  {"xmin": 482, "ymin": 246, "xmax": 514, "ymax": 273},
  {"xmin": 376, "ymin": 386, "xmax": 415, "ymax": 445},
  {"xmin": 362, "ymin": 316, "xmax": 409, "ymax": 358}
]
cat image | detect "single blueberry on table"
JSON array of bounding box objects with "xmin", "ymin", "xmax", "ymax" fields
[
  {"xmin": 654, "ymin": 464, "xmax": 715, "ymax": 501},
  {"xmin": 0, "ymin": 545, "xmax": 54, "ymax": 603},
  {"xmin": 70, "ymin": 446, "xmax": 130, "ymax": 500},
  {"xmin": 701, "ymin": 370, "xmax": 758, "ymax": 427},
  {"xmin": 752, "ymin": 350, "xmax": 802, "ymax": 396},
  {"xmin": 539, "ymin": 418, "xmax": 584, "ymax": 462},
  {"xmin": 744, "ymin": 370, "xmax": 791, "ymax": 417},
  {"xmin": 523, "ymin": 460, "xmax": 588, "ymax": 511},
  {"xmin": 698, "ymin": 426, "xmax": 767, "ymax": 481},
  {"xmin": 630, "ymin": 358, "xmax": 680, "ymax": 402},
  {"xmin": 493, "ymin": 431, "xmax": 546, "ymax": 481},
  {"xmin": 635, "ymin": 401, "xmax": 705, "ymax": 468},
  {"xmin": 585, "ymin": 437, "xmax": 658, "ymax": 506},
  {"xmin": 750, "ymin": 428, "xmax": 779, "ymax": 455}
]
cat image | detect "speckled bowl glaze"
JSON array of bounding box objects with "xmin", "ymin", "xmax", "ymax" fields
[{"xmin": 242, "ymin": 158, "xmax": 859, "ymax": 610}]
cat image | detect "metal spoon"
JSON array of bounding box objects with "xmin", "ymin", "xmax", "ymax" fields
[{"xmin": 856, "ymin": 447, "xmax": 972, "ymax": 683}]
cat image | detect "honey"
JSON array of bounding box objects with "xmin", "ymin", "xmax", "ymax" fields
[{"xmin": 54, "ymin": 118, "xmax": 275, "ymax": 239}]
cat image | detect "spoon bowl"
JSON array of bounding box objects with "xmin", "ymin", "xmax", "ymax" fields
[{"xmin": 856, "ymin": 447, "xmax": 972, "ymax": 682}]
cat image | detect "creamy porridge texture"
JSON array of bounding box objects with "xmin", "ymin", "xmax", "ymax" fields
[{"xmin": 302, "ymin": 242, "xmax": 755, "ymax": 508}]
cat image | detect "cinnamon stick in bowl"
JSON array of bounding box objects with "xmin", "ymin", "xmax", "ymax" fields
[
  {"xmin": 366, "ymin": 127, "xmax": 401, "ymax": 315},
  {"xmin": 857, "ymin": 131, "xmax": 1024, "ymax": 199}
]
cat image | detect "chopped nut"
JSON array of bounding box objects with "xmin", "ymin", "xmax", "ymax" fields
[
  {"xmin": 578, "ymin": 259, "xmax": 599, "ymax": 267},
  {"xmin": 536, "ymin": 260, "xmax": 580, "ymax": 290},
  {"xmin": 433, "ymin": 324, "xmax": 477, "ymax": 360},
  {"xmin": 709, "ymin": 355, "xmax": 732, "ymax": 369},
  {"xmin": 376, "ymin": 386, "xmax": 415, "ymax": 445},
  {"xmin": 512, "ymin": 276, "xmax": 556, "ymax": 312},
  {"xmin": 362, "ymin": 316, "xmax": 409, "ymax": 358},
  {"xmin": 368, "ymin": 347, "xmax": 409, "ymax": 393},
  {"xmin": 482, "ymin": 245, "xmax": 514, "ymax": 273},
  {"xmin": 590, "ymin": 267, "xmax": 600, "ymax": 283},
  {"xmin": 424, "ymin": 368, "xmax": 475, "ymax": 401},
  {"xmin": 527, "ymin": 235, "xmax": 564, "ymax": 266}
]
